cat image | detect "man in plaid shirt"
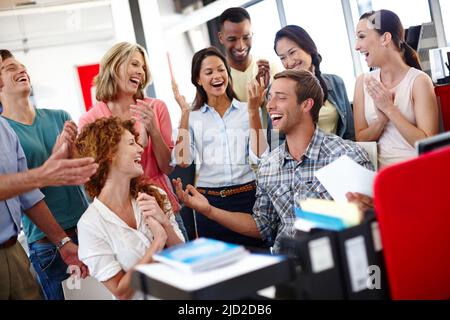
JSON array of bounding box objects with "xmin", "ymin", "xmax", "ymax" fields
[{"xmin": 173, "ymin": 70, "xmax": 374, "ymax": 253}]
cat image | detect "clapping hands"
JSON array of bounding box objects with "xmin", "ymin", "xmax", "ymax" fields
[
  {"xmin": 130, "ymin": 99, "xmax": 158, "ymax": 134},
  {"xmin": 53, "ymin": 120, "xmax": 78, "ymax": 158},
  {"xmin": 364, "ymin": 76, "xmax": 395, "ymax": 123}
]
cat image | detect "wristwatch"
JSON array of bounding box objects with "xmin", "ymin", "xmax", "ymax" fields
[{"xmin": 57, "ymin": 236, "xmax": 72, "ymax": 250}]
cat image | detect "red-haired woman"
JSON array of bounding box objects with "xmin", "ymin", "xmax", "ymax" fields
[{"xmin": 75, "ymin": 117, "xmax": 184, "ymax": 300}]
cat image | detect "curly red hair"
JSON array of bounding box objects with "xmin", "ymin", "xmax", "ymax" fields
[{"xmin": 75, "ymin": 117, "xmax": 168, "ymax": 213}]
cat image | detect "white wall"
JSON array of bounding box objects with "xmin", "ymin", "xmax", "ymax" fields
[
  {"xmin": 140, "ymin": 0, "xmax": 210, "ymax": 129},
  {"xmin": 4, "ymin": 0, "xmax": 136, "ymax": 124},
  {"xmin": 14, "ymin": 40, "xmax": 114, "ymax": 122},
  {"xmin": 2, "ymin": 0, "xmax": 213, "ymax": 128},
  {"xmin": 4, "ymin": 0, "xmax": 207, "ymax": 128}
]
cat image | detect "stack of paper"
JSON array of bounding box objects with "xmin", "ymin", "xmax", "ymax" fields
[
  {"xmin": 294, "ymin": 198, "xmax": 363, "ymax": 231},
  {"xmin": 153, "ymin": 238, "xmax": 249, "ymax": 273}
]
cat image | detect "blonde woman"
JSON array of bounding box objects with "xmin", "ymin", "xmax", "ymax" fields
[{"xmin": 79, "ymin": 42, "xmax": 187, "ymax": 239}]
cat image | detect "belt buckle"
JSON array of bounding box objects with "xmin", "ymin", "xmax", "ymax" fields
[{"xmin": 219, "ymin": 190, "xmax": 227, "ymax": 197}]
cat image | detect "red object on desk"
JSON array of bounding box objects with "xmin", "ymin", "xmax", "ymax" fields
[
  {"xmin": 374, "ymin": 147, "xmax": 450, "ymax": 300},
  {"xmin": 435, "ymin": 84, "xmax": 450, "ymax": 132}
]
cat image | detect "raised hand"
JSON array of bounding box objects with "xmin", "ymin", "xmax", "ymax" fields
[
  {"xmin": 53, "ymin": 120, "xmax": 78, "ymax": 158},
  {"xmin": 171, "ymin": 79, "xmax": 190, "ymax": 113},
  {"xmin": 256, "ymin": 59, "xmax": 270, "ymax": 88},
  {"xmin": 37, "ymin": 143, "xmax": 98, "ymax": 187},
  {"xmin": 247, "ymin": 78, "xmax": 267, "ymax": 113},
  {"xmin": 172, "ymin": 178, "xmax": 212, "ymax": 217}
]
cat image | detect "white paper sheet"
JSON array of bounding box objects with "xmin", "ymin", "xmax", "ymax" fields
[{"xmin": 314, "ymin": 155, "xmax": 376, "ymax": 202}]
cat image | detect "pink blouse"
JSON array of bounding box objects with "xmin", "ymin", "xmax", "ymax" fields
[{"xmin": 78, "ymin": 98, "xmax": 181, "ymax": 213}]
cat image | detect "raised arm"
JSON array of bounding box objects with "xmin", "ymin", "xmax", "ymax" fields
[
  {"xmin": 247, "ymin": 78, "xmax": 268, "ymax": 158},
  {"xmin": 0, "ymin": 144, "xmax": 97, "ymax": 201},
  {"xmin": 172, "ymin": 80, "xmax": 193, "ymax": 168}
]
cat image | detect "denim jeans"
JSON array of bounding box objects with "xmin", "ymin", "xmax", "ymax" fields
[
  {"xmin": 28, "ymin": 235, "xmax": 77, "ymax": 300},
  {"xmin": 174, "ymin": 213, "xmax": 189, "ymax": 242}
]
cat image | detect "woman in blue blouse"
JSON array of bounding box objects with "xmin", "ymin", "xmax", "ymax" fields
[
  {"xmin": 171, "ymin": 47, "xmax": 266, "ymax": 248},
  {"xmin": 271, "ymin": 25, "xmax": 355, "ymax": 148}
]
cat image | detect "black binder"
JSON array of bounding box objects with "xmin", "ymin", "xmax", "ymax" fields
[
  {"xmin": 335, "ymin": 211, "xmax": 389, "ymax": 300},
  {"xmin": 131, "ymin": 255, "xmax": 294, "ymax": 300},
  {"xmin": 276, "ymin": 211, "xmax": 389, "ymax": 300},
  {"xmin": 276, "ymin": 230, "xmax": 346, "ymax": 299}
]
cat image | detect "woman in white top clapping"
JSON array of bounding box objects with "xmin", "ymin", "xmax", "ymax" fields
[
  {"xmin": 353, "ymin": 9, "xmax": 438, "ymax": 169},
  {"xmin": 75, "ymin": 117, "xmax": 184, "ymax": 300}
]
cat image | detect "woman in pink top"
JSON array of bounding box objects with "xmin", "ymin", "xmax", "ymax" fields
[
  {"xmin": 353, "ymin": 10, "xmax": 438, "ymax": 169},
  {"xmin": 79, "ymin": 42, "xmax": 186, "ymax": 239}
]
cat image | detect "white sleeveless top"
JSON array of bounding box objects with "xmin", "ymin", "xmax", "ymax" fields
[{"xmin": 364, "ymin": 67, "xmax": 425, "ymax": 168}]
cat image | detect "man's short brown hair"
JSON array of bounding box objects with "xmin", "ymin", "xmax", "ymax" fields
[
  {"xmin": 0, "ymin": 49, "xmax": 13, "ymax": 61},
  {"xmin": 273, "ymin": 69, "xmax": 324, "ymax": 123}
]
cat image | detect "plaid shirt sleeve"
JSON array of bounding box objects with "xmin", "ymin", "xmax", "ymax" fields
[
  {"xmin": 350, "ymin": 144, "xmax": 375, "ymax": 171},
  {"xmin": 252, "ymin": 165, "xmax": 280, "ymax": 247}
]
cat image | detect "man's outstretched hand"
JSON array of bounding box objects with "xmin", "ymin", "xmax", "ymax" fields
[
  {"xmin": 172, "ymin": 178, "xmax": 212, "ymax": 217},
  {"xmin": 36, "ymin": 143, "xmax": 98, "ymax": 187}
]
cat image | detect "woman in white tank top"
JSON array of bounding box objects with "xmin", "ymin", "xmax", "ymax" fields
[{"xmin": 353, "ymin": 9, "xmax": 438, "ymax": 169}]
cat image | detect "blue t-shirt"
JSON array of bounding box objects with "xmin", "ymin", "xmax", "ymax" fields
[{"xmin": 3, "ymin": 109, "xmax": 89, "ymax": 243}]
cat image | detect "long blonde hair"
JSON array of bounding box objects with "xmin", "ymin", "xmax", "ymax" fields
[{"xmin": 95, "ymin": 42, "xmax": 152, "ymax": 102}]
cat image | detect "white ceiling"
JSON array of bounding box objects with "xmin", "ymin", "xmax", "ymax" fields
[
  {"xmin": 0, "ymin": 0, "xmax": 95, "ymax": 11},
  {"xmin": 0, "ymin": 0, "xmax": 114, "ymax": 52}
]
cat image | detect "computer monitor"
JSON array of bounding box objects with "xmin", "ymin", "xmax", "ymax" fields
[
  {"xmin": 429, "ymin": 47, "xmax": 450, "ymax": 84},
  {"xmin": 415, "ymin": 131, "xmax": 450, "ymax": 155},
  {"xmin": 405, "ymin": 25, "xmax": 422, "ymax": 51},
  {"xmin": 416, "ymin": 22, "xmax": 439, "ymax": 77}
]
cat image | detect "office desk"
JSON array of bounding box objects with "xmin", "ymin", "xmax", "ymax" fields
[{"xmin": 131, "ymin": 254, "xmax": 293, "ymax": 300}]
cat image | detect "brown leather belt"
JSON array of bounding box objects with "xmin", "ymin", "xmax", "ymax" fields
[
  {"xmin": 0, "ymin": 236, "xmax": 18, "ymax": 249},
  {"xmin": 197, "ymin": 182, "xmax": 256, "ymax": 198},
  {"xmin": 35, "ymin": 227, "xmax": 77, "ymax": 244}
]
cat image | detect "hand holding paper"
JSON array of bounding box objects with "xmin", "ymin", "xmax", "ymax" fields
[{"xmin": 314, "ymin": 155, "xmax": 376, "ymax": 203}]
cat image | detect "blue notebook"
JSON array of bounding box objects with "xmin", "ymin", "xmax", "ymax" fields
[
  {"xmin": 153, "ymin": 238, "xmax": 249, "ymax": 273},
  {"xmin": 295, "ymin": 207, "xmax": 348, "ymax": 231}
]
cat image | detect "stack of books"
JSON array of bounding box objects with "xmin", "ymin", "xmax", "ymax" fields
[
  {"xmin": 153, "ymin": 238, "xmax": 249, "ymax": 273},
  {"xmin": 294, "ymin": 198, "xmax": 363, "ymax": 232}
]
